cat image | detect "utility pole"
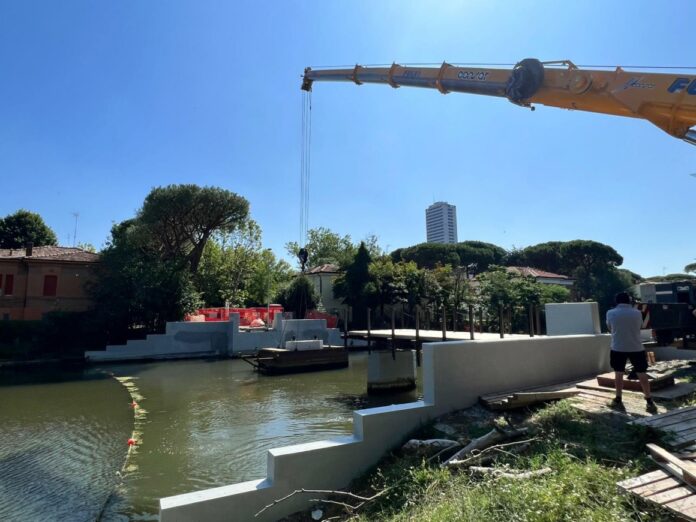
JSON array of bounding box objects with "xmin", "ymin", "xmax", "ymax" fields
[{"xmin": 72, "ymin": 212, "xmax": 79, "ymax": 247}]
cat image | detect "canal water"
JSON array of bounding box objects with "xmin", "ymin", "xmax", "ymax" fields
[{"xmin": 0, "ymin": 354, "xmax": 419, "ymax": 521}]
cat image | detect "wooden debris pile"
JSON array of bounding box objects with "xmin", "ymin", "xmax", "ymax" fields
[
  {"xmin": 631, "ymin": 405, "xmax": 696, "ymax": 449},
  {"xmin": 618, "ymin": 443, "xmax": 696, "ymax": 521},
  {"xmin": 479, "ymin": 380, "xmax": 584, "ymax": 411}
]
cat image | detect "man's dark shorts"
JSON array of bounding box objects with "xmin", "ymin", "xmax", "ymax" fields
[{"xmin": 610, "ymin": 350, "xmax": 648, "ymax": 373}]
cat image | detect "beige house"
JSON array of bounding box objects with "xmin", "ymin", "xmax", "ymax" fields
[
  {"xmin": 305, "ymin": 264, "xmax": 344, "ymax": 314},
  {"xmin": 0, "ymin": 245, "xmax": 99, "ymax": 321}
]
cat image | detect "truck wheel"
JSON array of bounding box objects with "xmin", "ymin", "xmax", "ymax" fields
[{"xmin": 655, "ymin": 330, "xmax": 675, "ymax": 346}]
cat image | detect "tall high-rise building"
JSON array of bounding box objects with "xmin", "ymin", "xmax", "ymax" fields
[{"xmin": 425, "ymin": 202, "xmax": 458, "ymax": 244}]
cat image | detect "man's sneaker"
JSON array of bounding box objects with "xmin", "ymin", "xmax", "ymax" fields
[
  {"xmin": 646, "ymin": 398, "xmax": 658, "ymax": 413},
  {"xmin": 610, "ymin": 397, "xmax": 625, "ymax": 409}
]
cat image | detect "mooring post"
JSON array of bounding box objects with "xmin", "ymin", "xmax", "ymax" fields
[
  {"xmin": 499, "ymin": 305, "xmax": 504, "ymax": 339},
  {"xmin": 415, "ymin": 304, "xmax": 421, "ymax": 366},
  {"xmin": 528, "ymin": 303, "xmax": 535, "ymax": 337},
  {"xmin": 344, "ymin": 307, "xmax": 349, "ymax": 349},
  {"xmin": 400, "ymin": 303, "xmax": 405, "ymax": 329},
  {"xmin": 441, "ymin": 304, "xmax": 446, "ymax": 341},
  {"xmin": 469, "ymin": 305, "xmax": 474, "ymax": 340},
  {"xmin": 391, "ymin": 307, "xmax": 396, "ymax": 360},
  {"xmin": 479, "ymin": 308, "xmax": 484, "ymax": 333},
  {"xmin": 367, "ymin": 307, "xmax": 372, "ymax": 352}
]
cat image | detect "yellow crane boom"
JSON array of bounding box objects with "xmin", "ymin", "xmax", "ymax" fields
[{"xmin": 301, "ymin": 59, "xmax": 696, "ymax": 145}]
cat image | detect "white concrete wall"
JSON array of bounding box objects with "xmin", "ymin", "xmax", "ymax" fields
[
  {"xmin": 545, "ymin": 302, "xmax": 601, "ymax": 336},
  {"xmin": 423, "ymin": 334, "xmax": 610, "ymax": 415},
  {"xmin": 86, "ymin": 316, "xmax": 344, "ymax": 361},
  {"xmin": 228, "ymin": 316, "xmax": 344, "ymax": 355},
  {"xmin": 367, "ymin": 350, "xmax": 417, "ymax": 391},
  {"xmin": 85, "ymin": 323, "xmax": 227, "ymax": 362},
  {"xmin": 160, "ymin": 334, "xmax": 611, "ymax": 521}
]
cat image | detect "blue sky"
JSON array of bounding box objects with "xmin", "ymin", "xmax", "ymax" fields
[{"xmin": 1, "ymin": 1, "xmax": 694, "ymax": 277}]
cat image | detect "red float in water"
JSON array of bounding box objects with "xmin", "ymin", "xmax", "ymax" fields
[{"xmin": 127, "ymin": 438, "xmax": 137, "ymax": 446}]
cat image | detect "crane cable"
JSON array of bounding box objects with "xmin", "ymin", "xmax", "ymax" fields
[{"xmin": 300, "ymin": 90, "xmax": 312, "ymax": 249}]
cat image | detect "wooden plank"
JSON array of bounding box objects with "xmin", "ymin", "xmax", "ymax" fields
[
  {"xmin": 479, "ymin": 378, "xmax": 589, "ymax": 402},
  {"xmin": 647, "ymin": 486, "xmax": 693, "ymax": 505},
  {"xmin": 618, "ymin": 469, "xmax": 669, "ymax": 490},
  {"xmin": 648, "ymin": 444, "xmax": 696, "ymax": 487},
  {"xmin": 596, "ymin": 372, "xmax": 675, "ymax": 391},
  {"xmin": 653, "ymin": 413, "xmax": 696, "ymax": 431},
  {"xmin": 511, "ymin": 390, "xmax": 579, "ymax": 401},
  {"xmin": 577, "ymin": 379, "xmax": 696, "ymax": 400},
  {"xmin": 669, "ymin": 419, "xmax": 696, "ymax": 434},
  {"xmin": 663, "ymin": 494, "xmax": 696, "ymax": 519},
  {"xmin": 632, "ymin": 476, "xmax": 682, "ymax": 496},
  {"xmin": 633, "ymin": 406, "xmax": 696, "ymax": 426}
]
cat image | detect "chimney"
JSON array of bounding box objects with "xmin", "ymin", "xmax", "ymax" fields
[{"xmin": 25, "ymin": 242, "xmax": 33, "ymax": 257}]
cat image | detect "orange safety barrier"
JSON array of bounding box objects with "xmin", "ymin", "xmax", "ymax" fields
[
  {"xmin": 186, "ymin": 305, "xmax": 284, "ymax": 326},
  {"xmin": 305, "ymin": 310, "xmax": 338, "ymax": 329}
]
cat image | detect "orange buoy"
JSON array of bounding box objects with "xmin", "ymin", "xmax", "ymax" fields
[{"xmin": 127, "ymin": 438, "xmax": 137, "ymax": 446}]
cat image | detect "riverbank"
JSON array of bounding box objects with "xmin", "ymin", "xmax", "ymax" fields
[{"xmin": 283, "ymin": 398, "xmax": 682, "ymax": 521}]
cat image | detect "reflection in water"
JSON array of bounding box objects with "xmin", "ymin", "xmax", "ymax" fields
[
  {"xmin": 0, "ymin": 371, "xmax": 133, "ymax": 522},
  {"xmin": 0, "ymin": 354, "xmax": 420, "ymax": 521}
]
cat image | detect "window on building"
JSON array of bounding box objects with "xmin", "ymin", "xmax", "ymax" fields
[
  {"xmin": 43, "ymin": 275, "xmax": 57, "ymax": 297},
  {"xmin": 4, "ymin": 275, "xmax": 13, "ymax": 296}
]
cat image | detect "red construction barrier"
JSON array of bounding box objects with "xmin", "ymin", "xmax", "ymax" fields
[
  {"xmin": 186, "ymin": 305, "xmax": 284, "ymax": 326},
  {"xmin": 305, "ymin": 310, "xmax": 339, "ymax": 329}
]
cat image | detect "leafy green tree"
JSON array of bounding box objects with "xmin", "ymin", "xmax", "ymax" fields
[
  {"xmin": 560, "ymin": 240, "xmax": 622, "ymax": 277},
  {"xmin": 506, "ymin": 241, "xmax": 564, "ymax": 273},
  {"xmin": 89, "ymin": 220, "xmax": 202, "ymax": 341},
  {"xmin": 286, "ymin": 227, "xmax": 382, "ymax": 270},
  {"xmin": 0, "ymin": 209, "xmax": 58, "ymax": 248},
  {"xmin": 539, "ymin": 284, "xmax": 571, "ymax": 304},
  {"xmin": 685, "ymin": 261, "xmax": 696, "ymax": 274},
  {"xmin": 275, "ymin": 275, "xmax": 317, "ymax": 319},
  {"xmin": 369, "ymin": 257, "xmax": 408, "ymax": 316},
  {"xmin": 77, "ymin": 242, "xmax": 97, "ymax": 253},
  {"xmin": 196, "ymin": 221, "xmax": 263, "ymax": 307},
  {"xmin": 137, "ymin": 184, "xmax": 249, "ymax": 273},
  {"xmin": 247, "ymin": 249, "xmax": 294, "ymax": 306},
  {"xmin": 333, "ymin": 242, "xmax": 376, "ymax": 327},
  {"xmin": 391, "ymin": 240, "xmax": 506, "ymax": 271},
  {"xmin": 644, "ymin": 273, "xmax": 696, "ymax": 282},
  {"xmin": 476, "ymin": 266, "xmax": 570, "ymax": 332}
]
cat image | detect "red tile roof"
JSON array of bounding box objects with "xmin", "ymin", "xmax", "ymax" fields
[
  {"xmin": 507, "ymin": 266, "xmax": 572, "ymax": 280},
  {"xmin": 307, "ymin": 263, "xmax": 340, "ymax": 274},
  {"xmin": 0, "ymin": 246, "xmax": 99, "ymax": 263}
]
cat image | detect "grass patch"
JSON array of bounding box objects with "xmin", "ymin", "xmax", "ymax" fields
[{"xmin": 309, "ymin": 401, "xmax": 670, "ymax": 522}]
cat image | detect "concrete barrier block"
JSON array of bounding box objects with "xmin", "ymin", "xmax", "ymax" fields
[{"xmin": 545, "ymin": 302, "xmax": 601, "ymax": 335}]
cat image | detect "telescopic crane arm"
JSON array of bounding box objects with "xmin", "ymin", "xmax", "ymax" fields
[{"xmin": 301, "ymin": 59, "xmax": 696, "ymax": 145}]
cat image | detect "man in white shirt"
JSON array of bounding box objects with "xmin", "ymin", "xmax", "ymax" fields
[{"xmin": 606, "ymin": 292, "xmax": 656, "ymax": 412}]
